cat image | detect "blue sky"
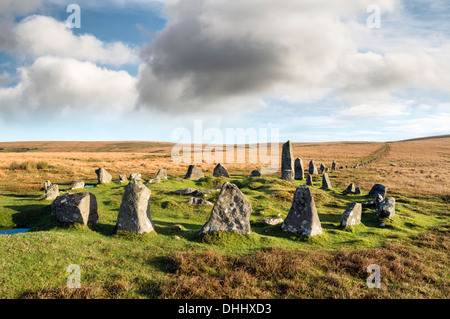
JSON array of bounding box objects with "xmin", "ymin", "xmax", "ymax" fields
[{"xmin": 0, "ymin": 0, "xmax": 449, "ymax": 143}]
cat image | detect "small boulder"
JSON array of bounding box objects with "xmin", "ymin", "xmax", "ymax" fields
[
  {"xmin": 71, "ymin": 180, "xmax": 85, "ymax": 190},
  {"xmin": 213, "ymin": 163, "xmax": 230, "ymax": 178},
  {"xmin": 369, "ymin": 184, "xmax": 387, "ymax": 199},
  {"xmin": 344, "ymin": 183, "xmax": 356, "ymax": 194},
  {"xmin": 250, "ymin": 170, "xmax": 262, "ymax": 178},
  {"xmin": 331, "ymin": 161, "xmax": 337, "ymax": 171},
  {"xmin": 188, "ymin": 197, "xmax": 213, "ymax": 205},
  {"xmin": 340, "ymin": 203, "xmax": 362, "ymax": 227},
  {"xmin": 155, "ymin": 169, "xmax": 168, "ymax": 180},
  {"xmin": 51, "ymin": 192, "xmax": 98, "ymax": 226},
  {"xmin": 184, "ymin": 165, "xmax": 204, "ymax": 179},
  {"xmin": 45, "ymin": 184, "xmax": 59, "ymax": 200},
  {"xmin": 256, "ymin": 218, "xmax": 283, "ymax": 226},
  {"xmin": 44, "ymin": 180, "xmax": 52, "ymax": 192},
  {"xmin": 281, "ymin": 185, "xmax": 322, "ymax": 237},
  {"xmin": 175, "ymin": 188, "xmax": 197, "ymax": 195},
  {"xmin": 377, "ymin": 197, "xmax": 396, "ymax": 218},
  {"xmin": 119, "ymin": 174, "xmax": 128, "ymax": 183},
  {"xmin": 129, "ymin": 173, "xmax": 142, "ymax": 182},
  {"xmin": 354, "ymin": 186, "xmax": 362, "ymax": 195},
  {"xmin": 95, "ymin": 168, "xmax": 112, "ymax": 184},
  {"xmin": 116, "ymin": 181, "xmax": 154, "ymax": 234},
  {"xmin": 200, "ymin": 182, "xmax": 252, "ymax": 235}
]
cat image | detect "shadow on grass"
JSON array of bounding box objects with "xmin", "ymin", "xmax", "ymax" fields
[{"xmin": 6, "ymin": 204, "xmax": 57, "ymax": 231}]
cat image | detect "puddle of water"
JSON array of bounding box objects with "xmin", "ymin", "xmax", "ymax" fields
[
  {"xmin": 0, "ymin": 228, "xmax": 30, "ymax": 235},
  {"xmin": 85, "ymin": 184, "xmax": 96, "ymax": 188}
]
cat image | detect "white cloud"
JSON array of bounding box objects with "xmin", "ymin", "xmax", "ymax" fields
[
  {"xmin": 13, "ymin": 15, "xmax": 139, "ymax": 66},
  {"xmin": 385, "ymin": 113, "xmax": 450, "ymax": 135},
  {"xmin": 339, "ymin": 102, "xmax": 411, "ymax": 117}
]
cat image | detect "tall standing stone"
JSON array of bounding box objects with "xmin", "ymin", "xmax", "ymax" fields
[
  {"xmin": 319, "ymin": 163, "xmax": 326, "ymax": 173},
  {"xmin": 95, "ymin": 168, "xmax": 112, "ymax": 184},
  {"xmin": 309, "ymin": 160, "xmax": 318, "ymax": 175},
  {"xmin": 331, "ymin": 161, "xmax": 337, "ymax": 171},
  {"xmin": 155, "ymin": 169, "xmax": 168, "ymax": 180},
  {"xmin": 281, "ymin": 141, "xmax": 294, "ymax": 178},
  {"xmin": 184, "ymin": 165, "xmax": 205, "ymax": 179},
  {"xmin": 340, "ymin": 203, "xmax": 362, "ymax": 227},
  {"xmin": 281, "ymin": 185, "xmax": 322, "ymax": 237},
  {"xmin": 116, "ymin": 180, "xmax": 154, "ymax": 234},
  {"xmin": 321, "ymin": 173, "xmax": 332, "ymax": 189},
  {"xmin": 294, "ymin": 158, "xmax": 304, "ymax": 180},
  {"xmin": 213, "ymin": 163, "xmax": 230, "ymax": 178},
  {"xmin": 200, "ymin": 182, "xmax": 252, "ymax": 235},
  {"xmin": 306, "ymin": 174, "xmax": 313, "ymax": 186},
  {"xmin": 51, "ymin": 192, "xmax": 98, "ymax": 226},
  {"xmin": 344, "ymin": 183, "xmax": 356, "ymax": 194}
]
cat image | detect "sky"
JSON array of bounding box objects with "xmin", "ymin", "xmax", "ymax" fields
[{"xmin": 0, "ymin": 0, "xmax": 449, "ymax": 143}]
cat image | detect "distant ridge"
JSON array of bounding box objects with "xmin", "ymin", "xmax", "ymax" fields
[{"xmin": 397, "ymin": 134, "xmax": 450, "ymax": 142}]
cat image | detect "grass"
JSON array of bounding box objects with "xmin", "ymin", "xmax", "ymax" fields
[
  {"xmin": 8, "ymin": 161, "xmax": 49, "ymax": 171},
  {"xmin": 0, "ymin": 138, "xmax": 448, "ymax": 299}
]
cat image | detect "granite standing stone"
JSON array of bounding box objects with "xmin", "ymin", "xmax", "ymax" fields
[
  {"xmin": 281, "ymin": 185, "xmax": 322, "ymax": 237},
  {"xmin": 184, "ymin": 165, "xmax": 205, "ymax": 179},
  {"xmin": 44, "ymin": 180, "xmax": 52, "ymax": 192},
  {"xmin": 51, "ymin": 192, "xmax": 98, "ymax": 226},
  {"xmin": 306, "ymin": 174, "xmax": 313, "ymax": 186},
  {"xmin": 377, "ymin": 197, "xmax": 396, "ymax": 218},
  {"xmin": 331, "ymin": 161, "xmax": 336, "ymax": 171},
  {"xmin": 129, "ymin": 173, "xmax": 142, "ymax": 182},
  {"xmin": 320, "ymin": 163, "xmax": 326, "ymax": 173},
  {"xmin": 321, "ymin": 173, "xmax": 332, "ymax": 189},
  {"xmin": 281, "ymin": 140, "xmax": 294, "ymax": 176},
  {"xmin": 340, "ymin": 203, "xmax": 362, "ymax": 227},
  {"xmin": 213, "ymin": 163, "xmax": 230, "ymax": 178},
  {"xmin": 369, "ymin": 184, "xmax": 387, "ymax": 199},
  {"xmin": 116, "ymin": 181, "xmax": 154, "ymax": 234},
  {"xmin": 155, "ymin": 169, "xmax": 168, "ymax": 180},
  {"xmin": 281, "ymin": 169, "xmax": 294, "ymax": 182},
  {"xmin": 309, "ymin": 160, "xmax": 318, "ymax": 175},
  {"xmin": 95, "ymin": 168, "xmax": 112, "ymax": 184},
  {"xmin": 119, "ymin": 174, "xmax": 128, "ymax": 183},
  {"xmin": 294, "ymin": 158, "xmax": 305, "ymax": 180},
  {"xmin": 344, "ymin": 183, "xmax": 356, "ymax": 194},
  {"xmin": 71, "ymin": 180, "xmax": 85, "ymax": 190},
  {"xmin": 355, "ymin": 186, "xmax": 361, "ymax": 195},
  {"xmin": 200, "ymin": 182, "xmax": 252, "ymax": 235},
  {"xmin": 46, "ymin": 184, "xmax": 59, "ymax": 200}
]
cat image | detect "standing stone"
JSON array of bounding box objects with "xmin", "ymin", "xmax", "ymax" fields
[
  {"xmin": 319, "ymin": 163, "xmax": 326, "ymax": 173},
  {"xmin": 306, "ymin": 174, "xmax": 313, "ymax": 186},
  {"xmin": 340, "ymin": 203, "xmax": 362, "ymax": 227},
  {"xmin": 155, "ymin": 169, "xmax": 168, "ymax": 180},
  {"xmin": 119, "ymin": 174, "xmax": 128, "ymax": 183},
  {"xmin": 116, "ymin": 180, "xmax": 154, "ymax": 234},
  {"xmin": 369, "ymin": 184, "xmax": 387, "ymax": 199},
  {"xmin": 321, "ymin": 173, "xmax": 332, "ymax": 189},
  {"xmin": 200, "ymin": 182, "xmax": 252, "ymax": 235},
  {"xmin": 331, "ymin": 161, "xmax": 336, "ymax": 171},
  {"xmin": 250, "ymin": 170, "xmax": 262, "ymax": 178},
  {"xmin": 71, "ymin": 180, "xmax": 85, "ymax": 190},
  {"xmin": 294, "ymin": 158, "xmax": 305, "ymax": 180},
  {"xmin": 95, "ymin": 168, "xmax": 112, "ymax": 184},
  {"xmin": 377, "ymin": 197, "xmax": 396, "ymax": 218},
  {"xmin": 281, "ymin": 140, "xmax": 294, "ymax": 176},
  {"xmin": 213, "ymin": 163, "xmax": 230, "ymax": 178},
  {"xmin": 44, "ymin": 180, "xmax": 52, "ymax": 192},
  {"xmin": 129, "ymin": 173, "xmax": 142, "ymax": 182},
  {"xmin": 281, "ymin": 169, "xmax": 294, "ymax": 182},
  {"xmin": 45, "ymin": 184, "xmax": 59, "ymax": 200},
  {"xmin": 344, "ymin": 183, "xmax": 356, "ymax": 194},
  {"xmin": 51, "ymin": 192, "xmax": 98, "ymax": 226},
  {"xmin": 281, "ymin": 185, "xmax": 322, "ymax": 237},
  {"xmin": 355, "ymin": 186, "xmax": 362, "ymax": 195},
  {"xmin": 184, "ymin": 165, "xmax": 205, "ymax": 179},
  {"xmin": 309, "ymin": 160, "xmax": 318, "ymax": 175}
]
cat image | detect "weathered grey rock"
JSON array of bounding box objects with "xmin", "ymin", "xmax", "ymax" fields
[
  {"xmin": 281, "ymin": 185, "xmax": 322, "ymax": 237},
  {"xmin": 256, "ymin": 218, "xmax": 283, "ymax": 226},
  {"xmin": 51, "ymin": 192, "xmax": 98, "ymax": 226},
  {"xmin": 369, "ymin": 184, "xmax": 387, "ymax": 199},
  {"xmin": 155, "ymin": 169, "xmax": 168, "ymax": 180},
  {"xmin": 119, "ymin": 174, "xmax": 128, "ymax": 183},
  {"xmin": 321, "ymin": 173, "xmax": 332, "ymax": 189},
  {"xmin": 355, "ymin": 186, "xmax": 361, "ymax": 195},
  {"xmin": 320, "ymin": 163, "xmax": 326, "ymax": 173},
  {"xmin": 213, "ymin": 163, "xmax": 230, "ymax": 178},
  {"xmin": 200, "ymin": 182, "xmax": 252, "ymax": 235},
  {"xmin": 188, "ymin": 197, "xmax": 213, "ymax": 206},
  {"xmin": 175, "ymin": 188, "xmax": 197, "ymax": 195},
  {"xmin": 45, "ymin": 184, "xmax": 59, "ymax": 200},
  {"xmin": 294, "ymin": 158, "xmax": 304, "ymax": 180},
  {"xmin": 281, "ymin": 169, "xmax": 294, "ymax": 182},
  {"xmin": 44, "ymin": 180, "xmax": 52, "ymax": 192},
  {"xmin": 331, "ymin": 161, "xmax": 336, "ymax": 171},
  {"xmin": 309, "ymin": 160, "xmax": 318, "ymax": 175},
  {"xmin": 281, "ymin": 140, "xmax": 294, "ymax": 174},
  {"xmin": 116, "ymin": 180, "xmax": 154, "ymax": 234},
  {"xmin": 340, "ymin": 203, "xmax": 362, "ymax": 227},
  {"xmin": 184, "ymin": 165, "xmax": 204, "ymax": 179},
  {"xmin": 71, "ymin": 180, "xmax": 85, "ymax": 190},
  {"xmin": 95, "ymin": 168, "xmax": 112, "ymax": 184},
  {"xmin": 129, "ymin": 173, "xmax": 142, "ymax": 182},
  {"xmin": 250, "ymin": 170, "xmax": 262, "ymax": 178},
  {"xmin": 306, "ymin": 174, "xmax": 313, "ymax": 186},
  {"xmin": 377, "ymin": 197, "xmax": 395, "ymax": 218},
  {"xmin": 195, "ymin": 189, "xmax": 212, "ymax": 196},
  {"xmin": 344, "ymin": 183, "xmax": 356, "ymax": 194}
]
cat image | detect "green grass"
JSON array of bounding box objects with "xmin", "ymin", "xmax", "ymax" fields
[{"xmin": 0, "ymin": 174, "xmax": 448, "ymax": 298}]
